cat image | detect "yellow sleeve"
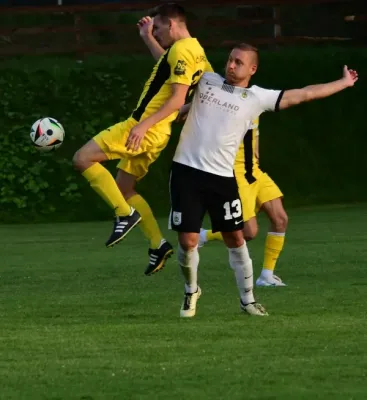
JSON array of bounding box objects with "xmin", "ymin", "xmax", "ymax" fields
[
  {"xmin": 167, "ymin": 42, "xmax": 196, "ymax": 86},
  {"xmin": 205, "ymin": 60, "xmax": 214, "ymax": 73}
]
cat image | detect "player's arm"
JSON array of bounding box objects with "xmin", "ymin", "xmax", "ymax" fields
[
  {"xmin": 131, "ymin": 82, "xmax": 188, "ymax": 129},
  {"xmin": 138, "ymin": 16, "xmax": 165, "ymax": 61},
  {"xmin": 175, "ymin": 61, "xmax": 211, "ymax": 123},
  {"xmin": 279, "ymin": 66, "xmax": 358, "ymax": 110},
  {"xmin": 126, "ymin": 45, "xmax": 196, "ymax": 150},
  {"xmin": 126, "ymin": 84, "xmax": 189, "ymax": 150}
]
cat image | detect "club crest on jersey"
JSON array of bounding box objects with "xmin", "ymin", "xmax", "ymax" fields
[
  {"xmin": 174, "ymin": 60, "xmax": 187, "ymax": 76},
  {"xmin": 172, "ymin": 211, "xmax": 182, "ymax": 225},
  {"xmin": 241, "ymin": 91, "xmax": 248, "ymax": 99}
]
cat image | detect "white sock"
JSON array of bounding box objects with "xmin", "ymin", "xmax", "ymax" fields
[
  {"xmin": 199, "ymin": 228, "xmax": 207, "ymax": 244},
  {"xmin": 228, "ymin": 243, "xmax": 255, "ymax": 305},
  {"xmin": 177, "ymin": 244, "xmax": 199, "ymax": 294},
  {"xmin": 261, "ymin": 268, "xmax": 273, "ymax": 280}
]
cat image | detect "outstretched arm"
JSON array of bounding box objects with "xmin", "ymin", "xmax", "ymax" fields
[
  {"xmin": 137, "ymin": 16, "xmax": 165, "ymax": 61},
  {"xmin": 279, "ymin": 66, "xmax": 358, "ymax": 110}
]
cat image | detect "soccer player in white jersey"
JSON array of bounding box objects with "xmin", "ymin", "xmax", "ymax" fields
[{"xmin": 170, "ymin": 43, "xmax": 358, "ymax": 318}]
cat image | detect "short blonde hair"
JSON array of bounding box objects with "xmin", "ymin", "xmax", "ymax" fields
[{"xmin": 233, "ymin": 43, "xmax": 259, "ymax": 65}]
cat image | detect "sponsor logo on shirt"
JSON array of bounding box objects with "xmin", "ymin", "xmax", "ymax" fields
[
  {"xmin": 199, "ymin": 92, "xmax": 240, "ymax": 114},
  {"xmin": 174, "ymin": 60, "xmax": 187, "ymax": 76}
]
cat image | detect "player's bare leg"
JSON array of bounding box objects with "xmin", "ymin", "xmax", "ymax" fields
[
  {"xmin": 199, "ymin": 213, "xmax": 258, "ymax": 244},
  {"xmin": 222, "ymin": 230, "xmax": 268, "ymax": 316},
  {"xmin": 73, "ymin": 141, "xmax": 141, "ymax": 247},
  {"xmin": 256, "ymin": 197, "xmax": 288, "ymax": 287},
  {"xmin": 242, "ymin": 216, "xmax": 259, "ymax": 241},
  {"xmin": 73, "ymin": 140, "xmax": 109, "ymax": 170},
  {"xmin": 177, "ymin": 232, "xmax": 201, "ymax": 318},
  {"xmin": 199, "ymin": 214, "xmax": 258, "ymax": 246}
]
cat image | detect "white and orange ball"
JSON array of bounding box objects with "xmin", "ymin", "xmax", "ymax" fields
[{"xmin": 30, "ymin": 117, "xmax": 65, "ymax": 152}]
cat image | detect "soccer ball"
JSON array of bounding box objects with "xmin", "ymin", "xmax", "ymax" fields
[{"xmin": 30, "ymin": 117, "xmax": 65, "ymax": 152}]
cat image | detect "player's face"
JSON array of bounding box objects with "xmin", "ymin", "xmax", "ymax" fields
[
  {"xmin": 225, "ymin": 49, "xmax": 258, "ymax": 85},
  {"xmin": 152, "ymin": 16, "xmax": 174, "ymax": 49}
]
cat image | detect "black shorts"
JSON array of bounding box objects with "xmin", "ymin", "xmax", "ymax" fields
[{"xmin": 169, "ymin": 162, "xmax": 244, "ymax": 233}]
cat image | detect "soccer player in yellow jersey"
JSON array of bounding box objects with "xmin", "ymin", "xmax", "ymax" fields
[
  {"xmin": 234, "ymin": 119, "xmax": 288, "ymax": 286},
  {"xmin": 73, "ymin": 3, "xmax": 212, "ymax": 275},
  {"xmin": 196, "ymin": 118, "xmax": 289, "ymax": 287}
]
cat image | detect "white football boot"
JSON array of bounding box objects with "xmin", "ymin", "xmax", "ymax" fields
[
  {"xmin": 256, "ymin": 274, "xmax": 287, "ymax": 287},
  {"xmin": 180, "ymin": 287, "xmax": 202, "ymax": 318},
  {"xmin": 240, "ymin": 301, "xmax": 269, "ymax": 316}
]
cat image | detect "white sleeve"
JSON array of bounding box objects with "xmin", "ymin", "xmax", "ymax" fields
[{"xmin": 252, "ymin": 85, "xmax": 284, "ymax": 112}]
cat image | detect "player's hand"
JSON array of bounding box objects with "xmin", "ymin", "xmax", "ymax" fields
[
  {"xmin": 126, "ymin": 124, "xmax": 147, "ymax": 151},
  {"xmin": 342, "ymin": 65, "xmax": 358, "ymax": 87},
  {"xmin": 137, "ymin": 16, "xmax": 153, "ymax": 38}
]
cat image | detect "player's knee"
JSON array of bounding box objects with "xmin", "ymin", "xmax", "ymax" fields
[
  {"xmin": 231, "ymin": 236, "xmax": 245, "ymax": 248},
  {"xmin": 73, "ymin": 144, "xmax": 98, "ymax": 172},
  {"xmin": 73, "ymin": 141, "xmax": 107, "ymax": 172},
  {"xmin": 273, "ymin": 212, "xmax": 288, "ymax": 232},
  {"xmin": 180, "ymin": 240, "xmax": 198, "ymax": 251},
  {"xmin": 243, "ymin": 226, "xmax": 258, "ymax": 241},
  {"xmin": 179, "ymin": 236, "xmax": 199, "ymax": 251},
  {"xmin": 222, "ymin": 231, "xmax": 244, "ymax": 248},
  {"xmin": 243, "ymin": 220, "xmax": 258, "ymax": 241},
  {"xmin": 72, "ymin": 148, "xmax": 88, "ymax": 171}
]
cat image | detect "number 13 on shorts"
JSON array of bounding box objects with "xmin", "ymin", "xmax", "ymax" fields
[{"xmin": 223, "ymin": 199, "xmax": 242, "ymax": 220}]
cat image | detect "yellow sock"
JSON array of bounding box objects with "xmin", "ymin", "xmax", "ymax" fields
[
  {"xmin": 263, "ymin": 232, "xmax": 285, "ymax": 272},
  {"xmin": 127, "ymin": 194, "xmax": 163, "ymax": 249},
  {"xmin": 82, "ymin": 163, "xmax": 131, "ymax": 216},
  {"xmin": 206, "ymin": 230, "xmax": 224, "ymax": 242}
]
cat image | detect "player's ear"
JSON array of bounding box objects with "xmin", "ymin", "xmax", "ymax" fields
[
  {"xmin": 168, "ymin": 18, "xmax": 174, "ymax": 31},
  {"xmin": 250, "ymin": 64, "xmax": 258, "ymax": 76}
]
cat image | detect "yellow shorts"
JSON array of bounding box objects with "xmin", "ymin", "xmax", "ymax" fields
[
  {"xmin": 93, "ymin": 117, "xmax": 170, "ymax": 180},
  {"xmin": 235, "ymin": 171, "xmax": 283, "ymax": 222}
]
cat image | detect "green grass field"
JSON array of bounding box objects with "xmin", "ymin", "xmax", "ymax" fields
[{"xmin": 1, "ymin": 204, "xmax": 367, "ymax": 399}]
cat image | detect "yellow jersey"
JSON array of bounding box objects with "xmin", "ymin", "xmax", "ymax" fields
[
  {"xmin": 234, "ymin": 118, "xmax": 263, "ymax": 185},
  {"xmin": 132, "ymin": 37, "xmax": 212, "ymax": 136}
]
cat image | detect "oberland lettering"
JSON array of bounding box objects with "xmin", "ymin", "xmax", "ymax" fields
[{"xmin": 200, "ymin": 93, "xmax": 240, "ymax": 111}]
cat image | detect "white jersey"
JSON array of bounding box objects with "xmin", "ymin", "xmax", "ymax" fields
[{"xmin": 173, "ymin": 72, "xmax": 283, "ymax": 177}]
